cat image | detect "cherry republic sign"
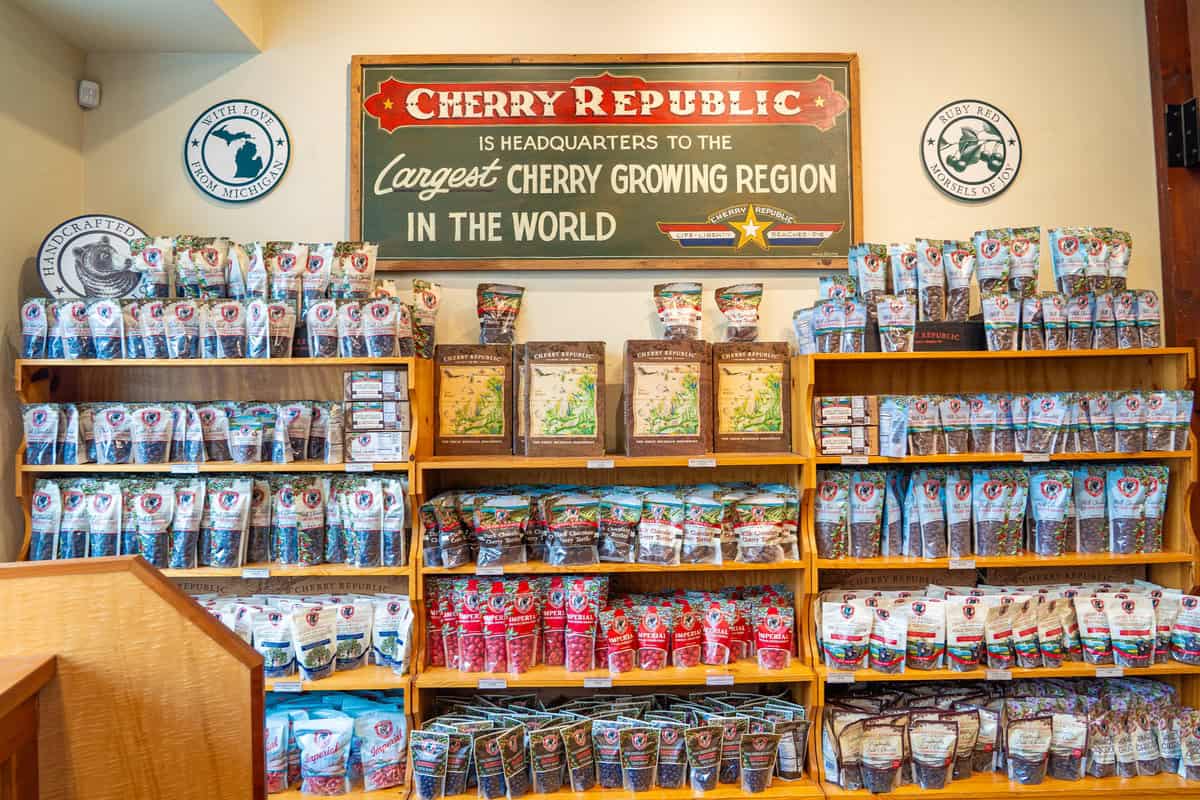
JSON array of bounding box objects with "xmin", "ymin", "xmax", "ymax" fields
[{"xmin": 350, "ymin": 55, "xmax": 862, "ymax": 269}]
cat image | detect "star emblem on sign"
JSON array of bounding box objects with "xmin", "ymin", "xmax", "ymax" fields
[
  {"xmin": 729, "ymin": 205, "xmax": 773, "ymax": 251},
  {"xmin": 191, "ymin": 139, "xmax": 200, "ymax": 147}
]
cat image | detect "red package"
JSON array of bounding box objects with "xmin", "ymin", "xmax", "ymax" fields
[
  {"xmin": 701, "ymin": 601, "xmax": 733, "ymax": 665},
  {"xmin": 427, "ymin": 581, "xmax": 446, "ymax": 667},
  {"xmin": 564, "ymin": 578, "xmax": 596, "ymax": 672},
  {"xmin": 672, "ymin": 602, "xmax": 703, "ymax": 667},
  {"xmin": 482, "ymin": 580, "xmax": 509, "ymax": 673},
  {"xmin": 440, "ymin": 591, "xmax": 460, "ymax": 671},
  {"xmin": 456, "ymin": 578, "xmax": 485, "ymax": 673},
  {"xmin": 506, "ymin": 579, "xmax": 539, "ymax": 674},
  {"xmin": 637, "ymin": 604, "xmax": 671, "ymax": 670},
  {"xmin": 602, "ymin": 607, "xmax": 636, "ymax": 673},
  {"xmin": 728, "ymin": 602, "xmax": 751, "ymax": 662},
  {"xmin": 542, "ymin": 576, "xmax": 567, "ymax": 666},
  {"xmin": 754, "ymin": 605, "xmax": 794, "ymax": 669}
]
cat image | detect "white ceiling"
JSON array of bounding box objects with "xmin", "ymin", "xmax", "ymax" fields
[{"xmin": 12, "ymin": 0, "xmax": 264, "ymax": 53}]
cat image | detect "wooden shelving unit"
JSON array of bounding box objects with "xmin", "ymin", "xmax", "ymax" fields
[
  {"xmin": 799, "ymin": 347, "xmax": 1200, "ymax": 798},
  {"xmin": 19, "ymin": 345, "xmax": 1200, "ymax": 800},
  {"xmin": 13, "ymin": 354, "xmax": 421, "ymax": 724}
]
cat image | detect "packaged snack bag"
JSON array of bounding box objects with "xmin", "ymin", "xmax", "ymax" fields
[
  {"xmin": 1049, "ymin": 228, "xmax": 1087, "ymax": 296},
  {"xmin": 654, "ymin": 282, "xmax": 702, "ymax": 340},
  {"xmin": 942, "ymin": 240, "xmax": 975, "ymax": 321},
  {"xmin": 981, "ymin": 292, "xmax": 1019, "ymax": 351},
  {"xmin": 876, "ymin": 295, "xmax": 916, "ymax": 353},
  {"xmin": 915, "ymin": 238, "xmax": 946, "ymax": 321},
  {"xmin": 888, "ymin": 242, "xmax": 919, "ymax": 305}
]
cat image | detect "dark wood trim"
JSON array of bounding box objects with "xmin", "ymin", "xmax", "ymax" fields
[
  {"xmin": 349, "ymin": 53, "xmax": 862, "ymax": 271},
  {"xmin": 1147, "ymin": 0, "xmax": 1200, "ymax": 345}
]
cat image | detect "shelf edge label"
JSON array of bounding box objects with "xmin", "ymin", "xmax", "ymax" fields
[
  {"xmin": 170, "ymin": 463, "xmax": 200, "ymax": 474},
  {"xmin": 242, "ymin": 567, "xmax": 271, "ymax": 579},
  {"xmin": 688, "ymin": 457, "xmax": 718, "ymax": 468},
  {"xmin": 1095, "ymin": 667, "xmax": 1124, "ymax": 678},
  {"xmin": 705, "ymin": 673, "xmax": 735, "ymax": 686},
  {"xmin": 583, "ymin": 677, "xmax": 613, "ymax": 688},
  {"xmin": 476, "ymin": 565, "xmax": 504, "ymax": 577},
  {"xmin": 985, "ymin": 669, "xmax": 1012, "ymax": 681},
  {"xmin": 948, "ymin": 559, "xmax": 976, "ymax": 571},
  {"xmin": 477, "ymin": 678, "xmax": 508, "ymax": 689},
  {"xmin": 826, "ymin": 672, "xmax": 855, "ymax": 684},
  {"xmin": 840, "ymin": 455, "xmax": 869, "ymax": 465},
  {"xmin": 586, "ymin": 459, "xmax": 615, "ymax": 469},
  {"xmin": 345, "ymin": 463, "xmax": 375, "ymax": 473},
  {"xmin": 272, "ymin": 680, "xmax": 303, "ymax": 693}
]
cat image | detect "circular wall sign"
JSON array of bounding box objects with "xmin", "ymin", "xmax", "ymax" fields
[
  {"xmin": 36, "ymin": 214, "xmax": 148, "ymax": 298},
  {"xmin": 184, "ymin": 99, "xmax": 290, "ymax": 203},
  {"xmin": 921, "ymin": 100, "xmax": 1021, "ymax": 202}
]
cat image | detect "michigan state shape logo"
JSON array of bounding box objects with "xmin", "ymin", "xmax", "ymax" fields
[
  {"xmin": 922, "ymin": 100, "xmax": 1021, "ymax": 202},
  {"xmin": 185, "ymin": 99, "xmax": 290, "ymax": 203}
]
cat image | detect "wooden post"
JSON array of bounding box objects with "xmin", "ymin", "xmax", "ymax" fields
[{"xmin": 1147, "ymin": 0, "xmax": 1200, "ymax": 344}]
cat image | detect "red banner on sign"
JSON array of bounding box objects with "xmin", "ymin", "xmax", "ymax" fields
[{"xmin": 363, "ymin": 72, "xmax": 848, "ymax": 131}]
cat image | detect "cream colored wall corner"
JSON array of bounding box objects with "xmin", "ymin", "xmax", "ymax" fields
[{"xmin": 0, "ymin": 0, "xmax": 85, "ymax": 561}]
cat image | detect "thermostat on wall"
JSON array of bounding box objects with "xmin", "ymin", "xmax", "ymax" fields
[{"xmin": 78, "ymin": 80, "xmax": 101, "ymax": 109}]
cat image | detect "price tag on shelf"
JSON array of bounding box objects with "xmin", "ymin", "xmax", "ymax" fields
[
  {"xmin": 985, "ymin": 669, "xmax": 1013, "ymax": 682},
  {"xmin": 477, "ymin": 678, "xmax": 508, "ymax": 690},
  {"xmin": 1022, "ymin": 453, "xmax": 1051, "ymax": 463},
  {"xmin": 688, "ymin": 457, "xmax": 717, "ymax": 468},
  {"xmin": 839, "ymin": 455, "xmax": 869, "ymax": 465},
  {"xmin": 948, "ymin": 559, "xmax": 976, "ymax": 571},
  {"xmin": 345, "ymin": 463, "xmax": 375, "ymax": 473},
  {"xmin": 705, "ymin": 674, "xmax": 735, "ymax": 686},
  {"xmin": 1095, "ymin": 667, "xmax": 1124, "ymax": 678},
  {"xmin": 272, "ymin": 681, "xmax": 303, "ymax": 693},
  {"xmin": 169, "ymin": 463, "xmax": 200, "ymax": 475},
  {"xmin": 476, "ymin": 565, "xmax": 504, "ymax": 577},
  {"xmin": 241, "ymin": 568, "xmax": 271, "ymax": 579},
  {"xmin": 826, "ymin": 673, "xmax": 856, "ymax": 684},
  {"xmin": 584, "ymin": 677, "xmax": 613, "ymax": 688},
  {"xmin": 586, "ymin": 459, "xmax": 615, "ymax": 470}
]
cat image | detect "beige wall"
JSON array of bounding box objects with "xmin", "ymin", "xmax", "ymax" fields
[
  {"xmin": 0, "ymin": 0, "xmax": 85, "ymax": 560},
  {"xmin": 75, "ymin": 0, "xmax": 1162, "ymax": 434}
]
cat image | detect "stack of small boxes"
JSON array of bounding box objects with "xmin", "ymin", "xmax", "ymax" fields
[
  {"xmin": 813, "ymin": 395, "xmax": 879, "ymax": 456},
  {"xmin": 343, "ymin": 368, "xmax": 411, "ymax": 463}
]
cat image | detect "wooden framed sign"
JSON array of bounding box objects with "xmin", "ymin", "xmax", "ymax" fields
[{"xmin": 351, "ymin": 53, "xmax": 861, "ymax": 270}]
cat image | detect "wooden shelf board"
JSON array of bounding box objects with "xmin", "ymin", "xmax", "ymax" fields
[
  {"xmin": 265, "ymin": 665, "xmax": 408, "ymax": 692},
  {"xmin": 417, "ymin": 661, "xmax": 814, "ymax": 688},
  {"xmin": 442, "ymin": 779, "xmax": 823, "ymax": 800},
  {"xmin": 807, "ymin": 347, "xmax": 1192, "ymax": 363},
  {"xmin": 813, "ymin": 450, "xmax": 1189, "ymax": 465},
  {"xmin": 423, "ymin": 559, "xmax": 806, "ymax": 575},
  {"xmin": 419, "ymin": 453, "xmax": 805, "ymax": 470},
  {"xmin": 16, "ymin": 357, "xmax": 414, "ymax": 368},
  {"xmin": 821, "ymin": 771, "xmax": 1200, "ymax": 798},
  {"xmin": 817, "ymin": 661, "xmax": 1200, "ymax": 682},
  {"xmin": 814, "ymin": 551, "xmax": 1195, "ymax": 570},
  {"xmin": 163, "ymin": 564, "xmax": 410, "ymax": 578},
  {"xmin": 19, "ymin": 460, "xmax": 410, "ymax": 474}
]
